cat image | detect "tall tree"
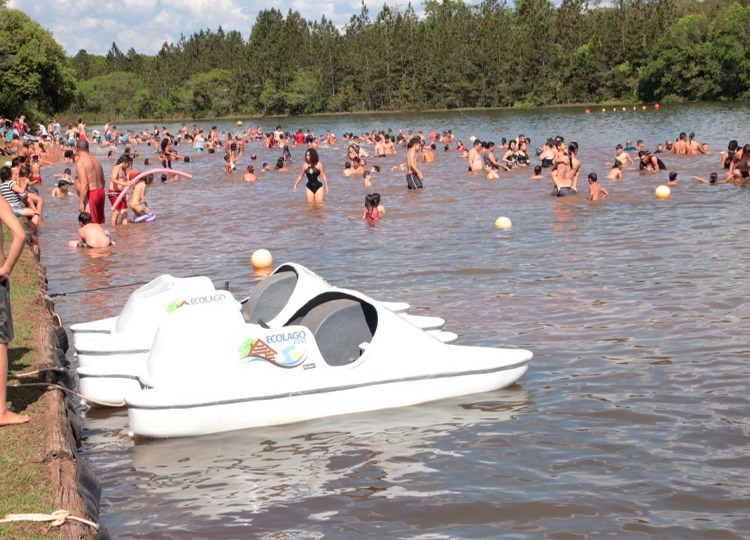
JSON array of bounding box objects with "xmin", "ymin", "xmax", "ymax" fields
[{"xmin": 0, "ymin": 8, "xmax": 76, "ymax": 115}]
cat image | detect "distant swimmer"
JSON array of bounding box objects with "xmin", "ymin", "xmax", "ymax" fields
[
  {"xmin": 68, "ymin": 211, "xmax": 113, "ymax": 248},
  {"xmin": 607, "ymin": 161, "xmax": 623, "ymax": 181},
  {"xmin": 721, "ymin": 140, "xmax": 738, "ymax": 169},
  {"xmin": 692, "ymin": 172, "xmax": 728, "ymax": 185},
  {"xmin": 243, "ymin": 165, "xmax": 257, "ymax": 182},
  {"xmin": 729, "ymin": 144, "xmax": 750, "ymax": 178},
  {"xmin": 687, "ymin": 132, "xmax": 707, "ymax": 154}
]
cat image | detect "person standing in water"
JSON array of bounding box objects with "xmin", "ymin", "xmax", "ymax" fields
[
  {"xmin": 292, "ymin": 148, "xmax": 329, "ymax": 202},
  {"xmin": 406, "ymin": 137, "xmax": 424, "ymax": 189},
  {"xmin": 108, "ymin": 155, "xmax": 131, "ymax": 226},
  {"xmin": 75, "ymin": 140, "xmax": 106, "ymax": 224}
]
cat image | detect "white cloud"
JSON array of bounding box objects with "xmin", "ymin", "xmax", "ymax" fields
[{"xmin": 7, "ymin": 0, "xmax": 434, "ymax": 56}]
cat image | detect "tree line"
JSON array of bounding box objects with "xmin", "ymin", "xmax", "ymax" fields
[{"xmin": 2, "ymin": 1, "xmax": 750, "ymax": 122}]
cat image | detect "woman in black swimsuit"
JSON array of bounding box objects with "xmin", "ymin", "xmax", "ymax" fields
[{"xmin": 293, "ymin": 148, "xmax": 329, "ymax": 203}]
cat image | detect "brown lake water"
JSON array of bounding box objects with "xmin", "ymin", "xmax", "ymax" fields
[{"xmin": 38, "ymin": 103, "xmax": 750, "ymax": 538}]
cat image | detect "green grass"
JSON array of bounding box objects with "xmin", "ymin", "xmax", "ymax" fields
[{"xmin": 0, "ymin": 225, "xmax": 60, "ymax": 539}]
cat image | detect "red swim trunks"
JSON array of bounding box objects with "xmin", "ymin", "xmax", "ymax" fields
[
  {"xmin": 88, "ymin": 188, "xmax": 106, "ymax": 224},
  {"xmin": 108, "ymin": 190, "xmax": 127, "ymax": 210}
]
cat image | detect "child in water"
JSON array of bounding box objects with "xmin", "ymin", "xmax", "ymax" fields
[
  {"xmin": 129, "ymin": 174, "xmax": 153, "ymax": 218},
  {"xmin": 587, "ymin": 172, "xmax": 609, "ymax": 201},
  {"xmin": 51, "ymin": 180, "xmax": 70, "ymax": 197},
  {"xmin": 363, "ymin": 194, "xmax": 379, "ymax": 222},
  {"xmin": 372, "ymin": 192, "xmax": 385, "ymax": 216}
]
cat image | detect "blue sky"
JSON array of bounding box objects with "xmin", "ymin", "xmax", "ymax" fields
[{"xmin": 8, "ymin": 0, "xmax": 432, "ymax": 56}]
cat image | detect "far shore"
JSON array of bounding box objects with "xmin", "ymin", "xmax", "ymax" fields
[{"xmin": 55, "ymin": 100, "xmax": 697, "ymax": 127}]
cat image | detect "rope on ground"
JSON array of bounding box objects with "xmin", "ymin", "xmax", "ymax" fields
[
  {"xmin": 10, "ymin": 367, "xmax": 66, "ymax": 378},
  {"xmin": 7, "ymin": 382, "xmax": 126, "ymax": 407},
  {"xmin": 0, "ymin": 509, "xmax": 100, "ymax": 530}
]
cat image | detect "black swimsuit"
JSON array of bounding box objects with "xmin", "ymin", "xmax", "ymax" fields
[{"xmin": 305, "ymin": 166, "xmax": 322, "ymax": 194}]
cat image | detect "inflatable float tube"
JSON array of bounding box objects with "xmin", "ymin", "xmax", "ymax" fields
[
  {"xmin": 111, "ymin": 168, "xmax": 192, "ymax": 211},
  {"xmin": 133, "ymin": 213, "xmax": 156, "ymax": 223}
]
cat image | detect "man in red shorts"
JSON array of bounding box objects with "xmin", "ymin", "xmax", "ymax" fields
[{"xmin": 75, "ymin": 140, "xmax": 106, "ymax": 224}]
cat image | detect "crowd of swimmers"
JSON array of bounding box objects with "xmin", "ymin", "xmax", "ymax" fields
[{"xmin": 4, "ymin": 111, "xmax": 750, "ymax": 248}]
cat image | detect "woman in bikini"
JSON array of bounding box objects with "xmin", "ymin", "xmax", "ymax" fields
[{"xmin": 293, "ymin": 148, "xmax": 329, "ymax": 203}]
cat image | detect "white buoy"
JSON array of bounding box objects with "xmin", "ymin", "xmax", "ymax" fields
[
  {"xmin": 494, "ymin": 216, "xmax": 512, "ymax": 229},
  {"xmin": 469, "ymin": 136, "xmax": 476, "ymax": 143},
  {"xmin": 251, "ymin": 249, "xmax": 273, "ymax": 268},
  {"xmin": 655, "ymin": 185, "xmax": 671, "ymax": 199}
]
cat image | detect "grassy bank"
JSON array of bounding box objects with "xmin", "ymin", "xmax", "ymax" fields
[{"xmin": 0, "ymin": 225, "xmax": 59, "ymax": 539}]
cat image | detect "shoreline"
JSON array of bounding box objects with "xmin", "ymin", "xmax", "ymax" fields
[{"xmin": 59, "ymin": 98, "xmax": 750, "ymax": 128}]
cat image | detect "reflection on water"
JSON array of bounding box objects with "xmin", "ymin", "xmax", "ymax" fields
[{"xmin": 40, "ymin": 104, "xmax": 750, "ymax": 538}]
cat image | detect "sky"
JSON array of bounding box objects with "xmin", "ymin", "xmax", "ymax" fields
[{"xmin": 7, "ymin": 0, "xmax": 422, "ymax": 57}]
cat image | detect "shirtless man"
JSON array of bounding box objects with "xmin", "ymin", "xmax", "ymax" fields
[
  {"xmin": 108, "ymin": 155, "xmax": 131, "ymax": 225},
  {"xmin": 76, "ymin": 117, "xmax": 88, "ymax": 142},
  {"xmin": 672, "ymin": 132, "xmax": 688, "ymax": 155},
  {"xmin": 75, "ymin": 140, "xmax": 106, "ymax": 224},
  {"xmin": 467, "ymin": 140, "xmax": 484, "ymax": 172},
  {"xmin": 406, "ymin": 137, "xmax": 424, "ymax": 189},
  {"xmin": 687, "ymin": 132, "xmax": 706, "ymax": 154},
  {"xmin": 68, "ymin": 211, "xmax": 113, "ymax": 248},
  {"xmin": 421, "ymin": 143, "xmax": 436, "ymax": 164}
]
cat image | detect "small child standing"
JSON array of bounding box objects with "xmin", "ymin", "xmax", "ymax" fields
[
  {"xmin": 129, "ymin": 174, "xmax": 153, "ymax": 218},
  {"xmin": 587, "ymin": 172, "xmax": 609, "ymax": 201}
]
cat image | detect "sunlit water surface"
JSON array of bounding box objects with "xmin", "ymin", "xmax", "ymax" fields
[{"xmin": 39, "ymin": 103, "xmax": 750, "ymax": 538}]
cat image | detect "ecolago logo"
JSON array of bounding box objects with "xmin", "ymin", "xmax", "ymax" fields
[
  {"xmin": 189, "ymin": 294, "xmax": 227, "ymax": 304},
  {"xmin": 266, "ymin": 330, "xmax": 307, "ymax": 343}
]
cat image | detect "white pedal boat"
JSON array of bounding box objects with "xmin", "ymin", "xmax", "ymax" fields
[
  {"xmin": 76, "ymin": 264, "xmax": 456, "ymax": 406},
  {"xmin": 125, "ymin": 287, "xmax": 532, "ymax": 438}
]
